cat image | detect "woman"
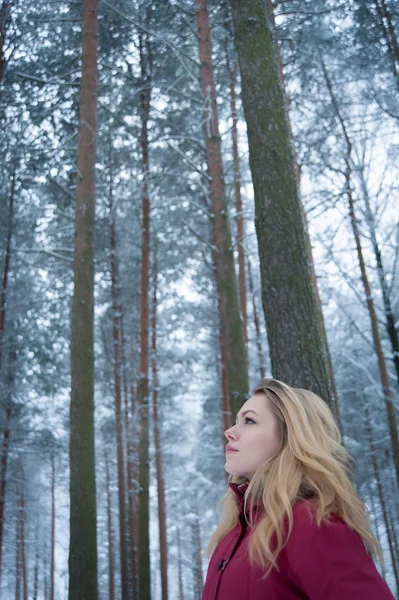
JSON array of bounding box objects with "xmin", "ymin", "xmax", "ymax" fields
[{"xmin": 202, "ymin": 378, "xmax": 395, "ymax": 600}]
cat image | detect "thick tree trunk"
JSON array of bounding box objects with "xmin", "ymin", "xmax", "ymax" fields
[
  {"xmin": 365, "ymin": 404, "xmax": 399, "ymax": 594},
  {"xmin": 151, "ymin": 259, "xmax": 168, "ymax": 600},
  {"xmin": 229, "ymin": 0, "xmax": 332, "ymax": 404},
  {"xmin": 247, "ymin": 259, "xmax": 265, "ymax": 380},
  {"xmin": 50, "ymin": 456, "xmax": 55, "ymax": 600},
  {"xmin": 0, "ymin": 0, "xmax": 12, "ymax": 83},
  {"xmin": 104, "ymin": 451, "xmax": 115, "ymax": 600},
  {"xmin": 68, "ymin": 1, "xmax": 98, "ymax": 598},
  {"xmin": 137, "ymin": 31, "xmax": 152, "ymax": 600},
  {"xmin": 195, "ymin": 0, "xmax": 249, "ymax": 419},
  {"xmin": 110, "ymin": 207, "xmax": 129, "ymax": 600},
  {"xmin": 0, "ymin": 165, "xmax": 15, "ymax": 371},
  {"xmin": 322, "ymin": 61, "xmax": 399, "ymax": 489}
]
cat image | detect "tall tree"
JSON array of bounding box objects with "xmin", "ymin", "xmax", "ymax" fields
[
  {"xmin": 137, "ymin": 27, "xmax": 152, "ymax": 600},
  {"xmin": 68, "ymin": 0, "xmax": 98, "ymax": 598},
  {"xmin": 229, "ymin": 0, "xmax": 333, "ymax": 404},
  {"xmin": 322, "ymin": 59, "xmax": 399, "ymax": 488},
  {"xmin": 109, "ymin": 189, "xmax": 129, "ymax": 600},
  {"xmin": 195, "ymin": 0, "xmax": 249, "ymax": 419}
]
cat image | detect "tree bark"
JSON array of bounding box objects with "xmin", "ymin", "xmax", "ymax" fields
[
  {"xmin": 229, "ymin": 0, "xmax": 333, "ymax": 404},
  {"xmin": 195, "ymin": 0, "xmax": 249, "ymax": 420},
  {"xmin": 104, "ymin": 451, "xmax": 115, "ymax": 600},
  {"xmin": 68, "ymin": 0, "xmax": 98, "ymax": 598},
  {"xmin": 322, "ymin": 60, "xmax": 399, "ymax": 489},
  {"xmin": 137, "ymin": 30, "xmax": 152, "ymax": 600}
]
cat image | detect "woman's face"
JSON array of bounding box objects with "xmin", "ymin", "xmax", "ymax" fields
[{"xmin": 224, "ymin": 393, "xmax": 281, "ymax": 480}]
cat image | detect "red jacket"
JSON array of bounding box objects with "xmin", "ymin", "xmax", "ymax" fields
[{"xmin": 202, "ymin": 482, "xmax": 395, "ymax": 600}]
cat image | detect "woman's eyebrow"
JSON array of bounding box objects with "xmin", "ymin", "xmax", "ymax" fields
[{"xmin": 235, "ymin": 409, "xmax": 258, "ymax": 422}]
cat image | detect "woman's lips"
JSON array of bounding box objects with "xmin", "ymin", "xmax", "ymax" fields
[{"xmin": 225, "ymin": 446, "xmax": 238, "ymax": 453}]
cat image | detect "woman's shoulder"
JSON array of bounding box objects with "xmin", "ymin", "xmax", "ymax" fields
[{"xmin": 286, "ymin": 498, "xmax": 363, "ymax": 559}]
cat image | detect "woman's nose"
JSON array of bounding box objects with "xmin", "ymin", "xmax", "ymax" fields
[{"xmin": 225, "ymin": 425, "xmax": 237, "ymax": 440}]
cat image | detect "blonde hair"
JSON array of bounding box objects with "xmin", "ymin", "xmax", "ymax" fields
[{"xmin": 207, "ymin": 378, "xmax": 382, "ymax": 576}]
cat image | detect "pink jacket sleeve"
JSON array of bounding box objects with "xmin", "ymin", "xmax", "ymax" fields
[{"xmin": 284, "ymin": 503, "xmax": 395, "ymax": 600}]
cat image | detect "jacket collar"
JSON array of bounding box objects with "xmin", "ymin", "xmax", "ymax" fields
[
  {"xmin": 229, "ymin": 481, "xmax": 263, "ymax": 519},
  {"xmin": 229, "ymin": 481, "xmax": 249, "ymax": 505}
]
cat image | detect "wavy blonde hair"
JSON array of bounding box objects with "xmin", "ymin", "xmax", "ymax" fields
[{"xmin": 207, "ymin": 378, "xmax": 382, "ymax": 576}]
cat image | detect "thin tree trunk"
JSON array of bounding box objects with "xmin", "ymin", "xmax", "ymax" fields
[
  {"xmin": 0, "ymin": 164, "xmax": 15, "ymax": 371},
  {"xmin": 137, "ymin": 29, "xmax": 152, "ymax": 600},
  {"xmin": 224, "ymin": 14, "xmax": 247, "ymax": 345},
  {"xmin": 366, "ymin": 476, "xmax": 386, "ymax": 577},
  {"xmin": 126, "ymin": 412, "xmax": 138, "ymax": 600},
  {"xmin": 177, "ymin": 527, "xmax": 184, "ymax": 600},
  {"xmin": 229, "ymin": 0, "xmax": 333, "ymax": 404},
  {"xmin": 44, "ymin": 537, "xmax": 49, "ymax": 600},
  {"xmin": 386, "ymin": 494, "xmax": 399, "ymax": 575},
  {"xmin": 365, "ymin": 404, "xmax": 399, "ymax": 595},
  {"xmin": 151, "ymin": 255, "xmax": 168, "ymax": 600},
  {"xmin": 126, "ymin": 381, "xmax": 139, "ymax": 600},
  {"xmin": 195, "ymin": 0, "xmax": 249, "ymax": 420},
  {"xmin": 109, "ymin": 201, "xmax": 129, "ymax": 600},
  {"xmin": 32, "ymin": 531, "xmax": 40, "ymax": 600},
  {"xmin": 15, "ymin": 508, "xmax": 21, "ymax": 600},
  {"xmin": 0, "ymin": 346, "xmax": 15, "ymax": 587},
  {"xmin": 0, "ymin": 401, "xmax": 11, "ymax": 586},
  {"xmin": 20, "ymin": 491, "xmax": 27, "ymax": 600},
  {"xmin": 68, "ymin": 0, "xmax": 98, "ymax": 598},
  {"xmin": 359, "ymin": 167, "xmax": 399, "ymax": 387},
  {"xmin": 322, "ymin": 61, "xmax": 399, "ymax": 488},
  {"xmin": 104, "ymin": 451, "xmax": 115, "ymax": 600},
  {"xmin": 192, "ymin": 513, "xmax": 203, "ymax": 596},
  {"xmin": 247, "ymin": 259, "xmax": 265, "ymax": 380},
  {"xmin": 219, "ymin": 320, "xmax": 232, "ymax": 433},
  {"xmin": 0, "ymin": 0, "xmax": 12, "ymax": 83},
  {"xmin": 50, "ymin": 455, "xmax": 55, "ymax": 600}
]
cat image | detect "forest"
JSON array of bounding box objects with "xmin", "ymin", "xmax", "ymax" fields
[{"xmin": 0, "ymin": 0, "xmax": 398, "ymax": 598}]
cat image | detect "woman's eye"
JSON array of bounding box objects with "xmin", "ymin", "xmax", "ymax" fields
[{"xmin": 245, "ymin": 417, "xmax": 255, "ymax": 424}]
